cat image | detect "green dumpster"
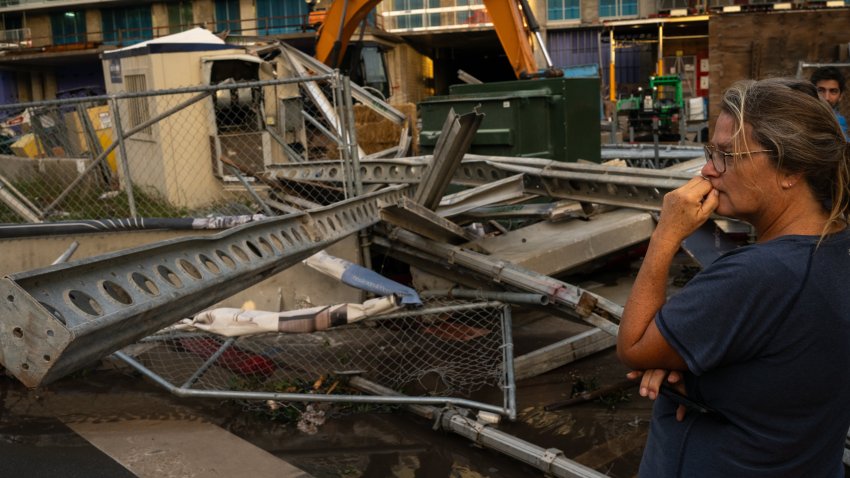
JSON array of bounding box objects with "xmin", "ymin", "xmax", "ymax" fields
[{"xmin": 419, "ymin": 77, "xmax": 600, "ymax": 163}]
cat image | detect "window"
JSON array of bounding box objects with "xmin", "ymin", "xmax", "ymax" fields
[
  {"xmin": 51, "ymin": 11, "xmax": 85, "ymax": 45},
  {"xmin": 393, "ymin": 0, "xmax": 424, "ymax": 29},
  {"xmin": 456, "ymin": 0, "xmax": 471, "ymax": 24},
  {"xmin": 168, "ymin": 1, "xmax": 194, "ymax": 34},
  {"xmin": 214, "ymin": 0, "xmax": 241, "ymax": 34},
  {"xmin": 599, "ymin": 0, "xmax": 636, "ymax": 17},
  {"xmin": 2, "ymin": 12, "xmax": 23, "ymax": 30},
  {"xmin": 428, "ymin": 0, "xmax": 440, "ymax": 27},
  {"xmin": 548, "ymin": 0, "xmax": 580, "ymax": 21},
  {"xmin": 102, "ymin": 6, "xmax": 152, "ymax": 45},
  {"xmin": 359, "ymin": 46, "xmax": 389, "ymax": 99},
  {"xmin": 256, "ymin": 0, "xmax": 309, "ymax": 35},
  {"xmin": 125, "ymin": 74, "xmax": 152, "ymax": 136},
  {"xmin": 0, "ymin": 13, "xmax": 26, "ymax": 47}
]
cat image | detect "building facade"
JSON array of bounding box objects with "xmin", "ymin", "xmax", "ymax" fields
[{"xmin": 0, "ymin": 0, "xmax": 848, "ymax": 111}]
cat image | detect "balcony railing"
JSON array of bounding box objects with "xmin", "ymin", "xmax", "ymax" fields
[
  {"xmin": 0, "ymin": 28, "xmax": 31, "ymax": 50},
  {"xmin": 381, "ymin": 3, "xmax": 491, "ymax": 33},
  {"xmin": 0, "ymin": 14, "xmax": 388, "ymax": 54}
]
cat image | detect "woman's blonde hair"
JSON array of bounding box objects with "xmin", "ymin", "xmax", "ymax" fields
[{"xmin": 721, "ymin": 77, "xmax": 850, "ymax": 235}]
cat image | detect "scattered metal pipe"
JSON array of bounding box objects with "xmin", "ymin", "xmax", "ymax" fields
[
  {"xmin": 349, "ymin": 376, "xmax": 607, "ymax": 478},
  {"xmin": 420, "ymin": 289, "xmax": 549, "ymax": 306},
  {"xmin": 224, "ymin": 163, "xmax": 275, "ymax": 217},
  {"xmin": 51, "ymin": 241, "xmax": 79, "ymax": 265},
  {"xmin": 366, "ymin": 301, "xmax": 503, "ymax": 321},
  {"xmin": 281, "ymin": 47, "xmax": 365, "ymax": 159}
]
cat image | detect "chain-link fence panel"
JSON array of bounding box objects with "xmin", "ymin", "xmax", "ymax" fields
[
  {"xmin": 119, "ymin": 299, "xmax": 515, "ymax": 422},
  {"xmin": 0, "ymin": 74, "xmax": 364, "ymax": 224}
]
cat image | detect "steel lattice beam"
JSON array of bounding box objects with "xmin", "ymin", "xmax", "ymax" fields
[
  {"xmin": 263, "ymin": 156, "xmax": 697, "ymax": 211},
  {"xmin": 378, "ymin": 228, "xmax": 622, "ymax": 336},
  {"xmin": 264, "ymin": 158, "xmax": 429, "ymax": 184},
  {"xmin": 0, "ymin": 185, "xmax": 408, "ymax": 387}
]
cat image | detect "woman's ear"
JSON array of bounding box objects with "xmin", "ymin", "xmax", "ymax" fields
[{"xmin": 779, "ymin": 171, "xmax": 803, "ymax": 189}]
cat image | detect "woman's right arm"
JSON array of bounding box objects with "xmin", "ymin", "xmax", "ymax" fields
[{"xmin": 617, "ymin": 177, "xmax": 718, "ymax": 371}]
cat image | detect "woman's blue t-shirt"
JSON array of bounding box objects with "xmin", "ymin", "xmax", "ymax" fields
[{"xmin": 641, "ymin": 230, "xmax": 850, "ymax": 477}]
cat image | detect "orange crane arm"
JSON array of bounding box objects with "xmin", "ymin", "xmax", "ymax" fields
[
  {"xmin": 315, "ymin": 0, "xmax": 384, "ymax": 68},
  {"xmin": 315, "ymin": 0, "xmax": 558, "ymax": 79},
  {"xmin": 481, "ymin": 0, "xmax": 538, "ymax": 79}
]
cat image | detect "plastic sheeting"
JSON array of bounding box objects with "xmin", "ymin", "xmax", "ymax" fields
[{"xmin": 303, "ymin": 251, "xmax": 422, "ymax": 306}]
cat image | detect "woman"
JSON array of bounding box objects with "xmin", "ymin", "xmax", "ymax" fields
[{"xmin": 617, "ymin": 77, "xmax": 850, "ymax": 477}]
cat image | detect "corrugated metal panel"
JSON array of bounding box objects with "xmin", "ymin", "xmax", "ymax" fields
[
  {"xmin": 615, "ymin": 44, "xmax": 645, "ymax": 85},
  {"xmin": 548, "ymin": 28, "xmax": 647, "ymax": 93},
  {"xmin": 549, "ymin": 28, "xmax": 601, "ymax": 69}
]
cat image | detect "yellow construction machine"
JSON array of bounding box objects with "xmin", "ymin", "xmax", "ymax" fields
[{"xmin": 312, "ymin": 0, "xmax": 562, "ymax": 81}]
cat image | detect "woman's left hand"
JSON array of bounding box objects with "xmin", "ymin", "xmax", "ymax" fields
[{"xmin": 627, "ymin": 369, "xmax": 688, "ymax": 422}]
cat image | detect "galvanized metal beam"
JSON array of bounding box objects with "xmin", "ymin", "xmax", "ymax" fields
[
  {"xmin": 437, "ymin": 173, "xmax": 527, "ymax": 218},
  {"xmin": 263, "ymin": 155, "xmax": 697, "ymax": 211},
  {"xmin": 0, "ymin": 185, "xmax": 408, "ymax": 387},
  {"xmin": 492, "ymin": 161, "xmax": 690, "ymax": 211},
  {"xmin": 281, "ymin": 47, "xmax": 366, "ymax": 160},
  {"xmin": 281, "ymin": 44, "xmax": 408, "ymax": 126},
  {"xmin": 414, "ymin": 109, "xmax": 484, "ymax": 209},
  {"xmin": 601, "ymin": 143, "xmax": 703, "ymax": 160},
  {"xmin": 380, "ymin": 195, "xmax": 475, "ymax": 244},
  {"xmin": 378, "ymin": 228, "xmax": 622, "ymax": 336},
  {"xmin": 263, "ymin": 157, "xmax": 428, "ymax": 184}
]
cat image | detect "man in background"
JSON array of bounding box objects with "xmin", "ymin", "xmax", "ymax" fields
[{"xmin": 811, "ymin": 66, "xmax": 849, "ymax": 140}]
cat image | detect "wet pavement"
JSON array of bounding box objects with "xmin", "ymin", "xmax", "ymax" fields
[
  {"xmin": 0, "ymin": 266, "xmax": 661, "ymax": 477},
  {"xmin": 0, "ymin": 417, "xmax": 135, "ymax": 478},
  {"xmin": 0, "ymin": 325, "xmax": 654, "ymax": 478}
]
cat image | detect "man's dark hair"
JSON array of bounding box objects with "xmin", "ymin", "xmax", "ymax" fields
[{"xmin": 810, "ymin": 66, "xmax": 846, "ymax": 93}]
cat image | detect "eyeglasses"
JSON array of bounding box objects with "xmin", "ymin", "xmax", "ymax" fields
[{"xmin": 703, "ymin": 144, "xmax": 772, "ymax": 174}]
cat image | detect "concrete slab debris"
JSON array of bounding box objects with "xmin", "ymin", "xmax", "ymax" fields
[{"xmin": 471, "ymin": 208, "xmax": 655, "ymax": 276}]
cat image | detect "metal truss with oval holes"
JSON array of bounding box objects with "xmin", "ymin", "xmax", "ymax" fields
[
  {"xmin": 263, "ymin": 155, "xmax": 698, "ymax": 211},
  {"xmin": 0, "ymin": 185, "xmax": 408, "ymax": 388}
]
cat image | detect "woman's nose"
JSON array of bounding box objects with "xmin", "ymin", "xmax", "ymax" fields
[{"xmin": 701, "ymin": 160, "xmax": 719, "ymax": 178}]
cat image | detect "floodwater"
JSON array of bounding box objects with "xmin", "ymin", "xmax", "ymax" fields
[
  {"xmin": 217, "ymin": 346, "xmax": 651, "ymax": 478},
  {"xmin": 0, "ymin": 303, "xmax": 654, "ymax": 477},
  {"xmin": 0, "ymin": 348, "xmax": 652, "ymax": 478}
]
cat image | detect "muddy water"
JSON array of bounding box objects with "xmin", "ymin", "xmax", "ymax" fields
[
  {"xmin": 217, "ymin": 347, "xmax": 652, "ymax": 478},
  {"xmin": 0, "ymin": 326, "xmax": 652, "ymax": 478},
  {"xmin": 0, "ymin": 352, "xmax": 649, "ymax": 477},
  {"xmin": 226, "ymin": 412, "xmax": 545, "ymax": 477}
]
